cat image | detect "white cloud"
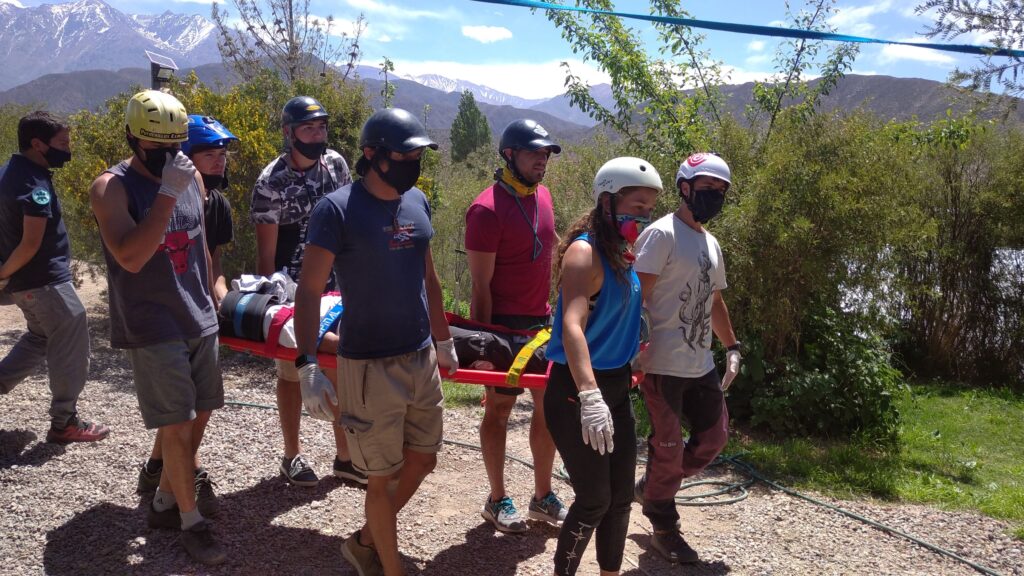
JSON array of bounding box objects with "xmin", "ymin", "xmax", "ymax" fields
[
  {"xmin": 745, "ymin": 53, "xmax": 771, "ymax": 66},
  {"xmin": 878, "ymin": 37, "xmax": 957, "ymax": 65},
  {"xmin": 386, "ymin": 58, "xmax": 611, "ymax": 100},
  {"xmin": 828, "ymin": 1, "xmax": 892, "ymax": 36},
  {"xmin": 747, "ymin": 40, "xmax": 765, "ymax": 52},
  {"xmin": 461, "ymin": 25, "xmax": 513, "ymax": 44},
  {"xmin": 720, "ymin": 65, "xmax": 820, "ymax": 86},
  {"xmin": 0, "ymin": 0, "xmax": 25, "ymax": 6},
  {"xmin": 343, "ymin": 0, "xmax": 455, "ymax": 20},
  {"xmin": 378, "ymin": 34, "xmax": 392, "ymax": 43}
]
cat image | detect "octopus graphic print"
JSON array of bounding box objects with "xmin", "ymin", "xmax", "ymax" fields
[{"xmin": 677, "ymin": 249, "xmax": 714, "ymax": 352}]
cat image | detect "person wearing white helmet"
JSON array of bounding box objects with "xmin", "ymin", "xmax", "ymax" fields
[
  {"xmin": 544, "ymin": 157, "xmax": 661, "ymax": 576},
  {"xmin": 90, "ymin": 90, "xmax": 225, "ymax": 565},
  {"xmin": 632, "ymin": 152, "xmax": 740, "ymax": 564}
]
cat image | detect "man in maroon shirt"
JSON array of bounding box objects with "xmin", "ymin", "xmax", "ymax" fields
[{"xmin": 465, "ymin": 119, "xmax": 567, "ymax": 533}]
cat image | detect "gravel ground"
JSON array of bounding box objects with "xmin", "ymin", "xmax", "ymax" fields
[{"xmin": 1, "ymin": 276, "xmax": 1022, "ymax": 576}]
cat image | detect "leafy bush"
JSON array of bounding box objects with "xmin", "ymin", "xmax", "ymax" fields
[{"xmin": 746, "ymin": 307, "xmax": 903, "ymax": 444}]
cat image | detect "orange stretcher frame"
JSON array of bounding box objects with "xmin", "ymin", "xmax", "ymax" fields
[{"xmin": 219, "ymin": 335, "xmax": 551, "ymax": 389}]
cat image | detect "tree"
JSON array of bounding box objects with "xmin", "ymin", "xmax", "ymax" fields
[
  {"xmin": 917, "ymin": 0, "xmax": 1024, "ymax": 97},
  {"xmin": 212, "ymin": 0, "xmax": 365, "ymax": 84},
  {"xmin": 449, "ymin": 90, "xmax": 491, "ymax": 163}
]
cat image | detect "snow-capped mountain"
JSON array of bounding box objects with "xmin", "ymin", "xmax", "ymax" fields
[
  {"xmin": 0, "ymin": 0, "xmax": 220, "ymax": 90},
  {"xmin": 404, "ymin": 73, "xmax": 548, "ymax": 109}
]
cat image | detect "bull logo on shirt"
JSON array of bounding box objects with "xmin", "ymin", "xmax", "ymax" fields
[{"xmin": 158, "ymin": 211, "xmax": 202, "ymax": 274}]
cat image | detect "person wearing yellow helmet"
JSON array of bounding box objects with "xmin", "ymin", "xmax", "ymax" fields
[{"xmin": 89, "ymin": 90, "xmax": 226, "ymax": 566}]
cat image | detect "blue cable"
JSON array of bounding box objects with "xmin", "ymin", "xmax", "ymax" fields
[{"xmin": 471, "ymin": 0, "xmax": 1024, "ymax": 59}]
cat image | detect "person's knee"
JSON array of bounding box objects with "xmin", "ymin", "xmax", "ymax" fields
[
  {"xmin": 405, "ymin": 451, "xmax": 437, "ymax": 477},
  {"xmin": 194, "ymin": 410, "xmax": 212, "ymax": 425},
  {"xmin": 571, "ymin": 493, "xmax": 612, "ymax": 524},
  {"xmin": 160, "ymin": 420, "xmax": 193, "ymax": 442},
  {"xmin": 483, "ymin": 394, "xmax": 515, "ymax": 424}
]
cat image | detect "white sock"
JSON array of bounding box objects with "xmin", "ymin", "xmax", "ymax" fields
[
  {"xmin": 180, "ymin": 507, "xmax": 204, "ymax": 530},
  {"xmin": 153, "ymin": 489, "xmax": 176, "ymax": 512}
]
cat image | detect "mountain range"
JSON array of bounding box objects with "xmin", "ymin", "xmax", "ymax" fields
[{"xmin": 1, "ymin": 0, "xmax": 1019, "ymax": 141}]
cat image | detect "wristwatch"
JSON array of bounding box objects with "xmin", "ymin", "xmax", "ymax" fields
[
  {"xmin": 294, "ymin": 354, "xmax": 316, "ymax": 369},
  {"xmin": 726, "ymin": 341, "xmax": 742, "ymax": 353}
]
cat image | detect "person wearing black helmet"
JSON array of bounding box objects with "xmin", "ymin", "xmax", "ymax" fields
[
  {"xmin": 465, "ymin": 119, "xmax": 566, "ymax": 533},
  {"xmin": 249, "ymin": 95, "xmax": 363, "ymax": 488},
  {"xmin": 293, "ymin": 107, "xmax": 458, "ymax": 576}
]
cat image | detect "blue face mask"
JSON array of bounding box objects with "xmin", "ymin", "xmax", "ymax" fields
[{"xmin": 615, "ymin": 214, "xmax": 652, "ymax": 243}]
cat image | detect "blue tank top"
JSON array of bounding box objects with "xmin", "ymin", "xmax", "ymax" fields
[
  {"xmin": 546, "ymin": 233, "xmax": 641, "ymax": 369},
  {"xmin": 100, "ymin": 161, "xmax": 217, "ymax": 348}
]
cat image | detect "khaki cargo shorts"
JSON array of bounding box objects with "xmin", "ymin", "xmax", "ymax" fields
[{"xmin": 336, "ymin": 344, "xmax": 444, "ymax": 476}]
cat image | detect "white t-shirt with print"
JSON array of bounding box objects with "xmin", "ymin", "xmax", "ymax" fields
[{"xmin": 633, "ymin": 213, "xmax": 727, "ymax": 378}]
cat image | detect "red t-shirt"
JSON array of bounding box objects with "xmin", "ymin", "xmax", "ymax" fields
[{"xmin": 465, "ymin": 183, "xmax": 556, "ymax": 317}]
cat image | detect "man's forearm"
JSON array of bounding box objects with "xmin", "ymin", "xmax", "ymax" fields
[{"xmin": 0, "ymin": 241, "xmax": 41, "ymax": 280}]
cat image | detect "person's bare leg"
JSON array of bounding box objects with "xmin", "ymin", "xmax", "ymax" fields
[
  {"xmin": 157, "ymin": 420, "xmax": 197, "ymax": 513},
  {"xmin": 277, "ymin": 377, "xmax": 302, "ymax": 458},
  {"xmin": 322, "ymin": 367, "xmax": 351, "ymax": 460},
  {"xmin": 360, "ymin": 450, "xmax": 437, "ymax": 574},
  {"xmin": 529, "ymin": 387, "xmax": 556, "ymax": 499},
  {"xmin": 480, "ymin": 389, "xmax": 516, "ymax": 501},
  {"xmin": 364, "ymin": 474, "xmax": 401, "ymax": 575}
]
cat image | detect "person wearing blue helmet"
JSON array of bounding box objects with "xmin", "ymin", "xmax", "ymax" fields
[{"xmin": 135, "ymin": 114, "xmax": 238, "ymax": 519}]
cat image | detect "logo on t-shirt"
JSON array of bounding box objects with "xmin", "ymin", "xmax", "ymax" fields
[
  {"xmin": 388, "ymin": 222, "xmax": 415, "ymax": 250},
  {"xmin": 677, "ymin": 251, "xmax": 714, "ymax": 351},
  {"xmin": 31, "ymin": 188, "xmax": 50, "ymax": 205}
]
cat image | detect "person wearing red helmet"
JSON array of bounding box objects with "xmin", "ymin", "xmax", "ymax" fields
[{"xmin": 633, "ymin": 152, "xmax": 740, "ymax": 565}]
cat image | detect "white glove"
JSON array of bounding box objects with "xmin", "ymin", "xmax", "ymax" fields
[
  {"xmin": 578, "ymin": 388, "xmax": 615, "ymax": 455},
  {"xmin": 435, "ymin": 338, "xmax": 458, "ymax": 376},
  {"xmin": 721, "ymin": 350, "xmax": 741, "ymax": 391},
  {"xmin": 157, "ymin": 151, "xmax": 197, "ymax": 200},
  {"xmin": 298, "ymin": 363, "xmax": 338, "ymax": 421}
]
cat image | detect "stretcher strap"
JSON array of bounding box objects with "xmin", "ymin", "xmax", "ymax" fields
[
  {"xmin": 264, "ymin": 306, "xmax": 294, "ymax": 356},
  {"xmin": 506, "ymin": 327, "xmax": 551, "ymax": 387},
  {"xmin": 316, "ymin": 301, "xmax": 344, "ymax": 350}
]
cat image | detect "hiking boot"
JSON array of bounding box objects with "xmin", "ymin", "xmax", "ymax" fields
[
  {"xmin": 194, "ymin": 469, "xmax": 219, "ymax": 517},
  {"xmin": 181, "ymin": 520, "xmax": 227, "ymax": 566},
  {"xmin": 46, "ymin": 416, "xmax": 109, "ymax": 444},
  {"xmin": 147, "ymin": 502, "xmax": 180, "ymax": 530},
  {"xmin": 528, "ymin": 491, "xmax": 567, "ymax": 526},
  {"xmin": 650, "ymin": 529, "xmax": 699, "ymax": 564},
  {"xmin": 280, "ymin": 454, "xmax": 318, "ymax": 487},
  {"xmin": 481, "ymin": 496, "xmax": 529, "ymax": 533},
  {"xmin": 333, "ymin": 457, "xmax": 369, "ymax": 485},
  {"xmin": 137, "ymin": 461, "xmax": 162, "ymax": 494},
  {"xmin": 341, "ymin": 529, "xmax": 384, "ymax": 576}
]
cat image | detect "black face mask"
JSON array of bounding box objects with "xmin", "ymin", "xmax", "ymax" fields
[
  {"xmin": 140, "ymin": 146, "xmax": 178, "ymax": 177},
  {"xmin": 293, "ymin": 139, "xmax": 327, "ymax": 160},
  {"xmin": 43, "ymin": 145, "xmax": 71, "ymax": 169},
  {"xmin": 201, "ymin": 173, "xmax": 227, "ymax": 192},
  {"xmin": 373, "ymin": 154, "xmax": 422, "ymax": 195},
  {"xmin": 684, "ymin": 187, "xmax": 726, "ymax": 223}
]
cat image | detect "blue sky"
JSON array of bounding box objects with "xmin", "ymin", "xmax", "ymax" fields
[{"xmin": 24, "ymin": 0, "xmax": 996, "ymax": 99}]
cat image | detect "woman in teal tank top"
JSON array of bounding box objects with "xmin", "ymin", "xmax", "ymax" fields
[{"xmin": 544, "ymin": 157, "xmax": 662, "ymax": 576}]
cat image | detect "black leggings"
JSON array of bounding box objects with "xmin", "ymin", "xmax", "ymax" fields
[{"xmin": 545, "ymin": 362, "xmax": 637, "ymax": 575}]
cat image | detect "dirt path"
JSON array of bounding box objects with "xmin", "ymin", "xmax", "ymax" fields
[{"xmin": 1, "ymin": 272, "xmax": 1021, "ymax": 576}]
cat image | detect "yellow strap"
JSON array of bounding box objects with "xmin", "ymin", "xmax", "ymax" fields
[{"xmin": 505, "ymin": 327, "xmax": 551, "ymax": 387}]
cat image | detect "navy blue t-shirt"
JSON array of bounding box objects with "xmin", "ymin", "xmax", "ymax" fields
[
  {"xmin": 0, "ymin": 154, "xmax": 71, "ymax": 292},
  {"xmin": 306, "ymin": 181, "xmax": 433, "ymax": 359}
]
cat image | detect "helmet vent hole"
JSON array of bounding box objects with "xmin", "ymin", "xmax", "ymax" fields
[{"xmin": 640, "ymin": 165, "xmax": 647, "ymax": 171}]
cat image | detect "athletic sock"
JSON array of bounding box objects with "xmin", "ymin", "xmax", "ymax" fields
[
  {"xmin": 180, "ymin": 507, "xmax": 204, "ymax": 530},
  {"xmin": 153, "ymin": 488, "xmax": 176, "ymax": 512}
]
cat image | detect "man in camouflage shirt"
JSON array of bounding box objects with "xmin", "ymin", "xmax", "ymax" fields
[{"xmin": 250, "ymin": 95, "xmax": 364, "ymax": 487}]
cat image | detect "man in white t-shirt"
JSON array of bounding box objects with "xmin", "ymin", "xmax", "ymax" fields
[{"xmin": 632, "ymin": 152, "xmax": 741, "ymax": 565}]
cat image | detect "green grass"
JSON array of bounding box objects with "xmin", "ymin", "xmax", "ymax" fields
[
  {"xmin": 441, "ymin": 380, "xmax": 484, "ymax": 409},
  {"xmin": 727, "ymin": 382, "xmax": 1024, "ymax": 539}
]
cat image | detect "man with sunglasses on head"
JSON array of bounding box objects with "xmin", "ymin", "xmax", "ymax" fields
[
  {"xmin": 250, "ymin": 95, "xmax": 364, "ymax": 488},
  {"xmin": 465, "ymin": 119, "xmax": 566, "ymax": 534}
]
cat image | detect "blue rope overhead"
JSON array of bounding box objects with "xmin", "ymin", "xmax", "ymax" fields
[{"xmin": 471, "ymin": 0, "xmax": 1024, "ymax": 59}]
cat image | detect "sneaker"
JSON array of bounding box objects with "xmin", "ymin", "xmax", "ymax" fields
[
  {"xmin": 341, "ymin": 529, "xmax": 384, "ymax": 576},
  {"xmin": 481, "ymin": 496, "xmax": 529, "ymax": 533},
  {"xmin": 181, "ymin": 520, "xmax": 227, "ymax": 566},
  {"xmin": 650, "ymin": 529, "xmax": 700, "ymax": 564},
  {"xmin": 194, "ymin": 469, "xmax": 219, "ymax": 518},
  {"xmin": 280, "ymin": 454, "xmax": 318, "ymax": 487},
  {"xmin": 333, "ymin": 457, "xmax": 369, "ymax": 485},
  {"xmin": 46, "ymin": 416, "xmax": 109, "ymax": 443},
  {"xmin": 147, "ymin": 503, "xmax": 180, "ymax": 530},
  {"xmin": 137, "ymin": 461, "xmax": 162, "ymax": 494},
  {"xmin": 528, "ymin": 491, "xmax": 567, "ymax": 526}
]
